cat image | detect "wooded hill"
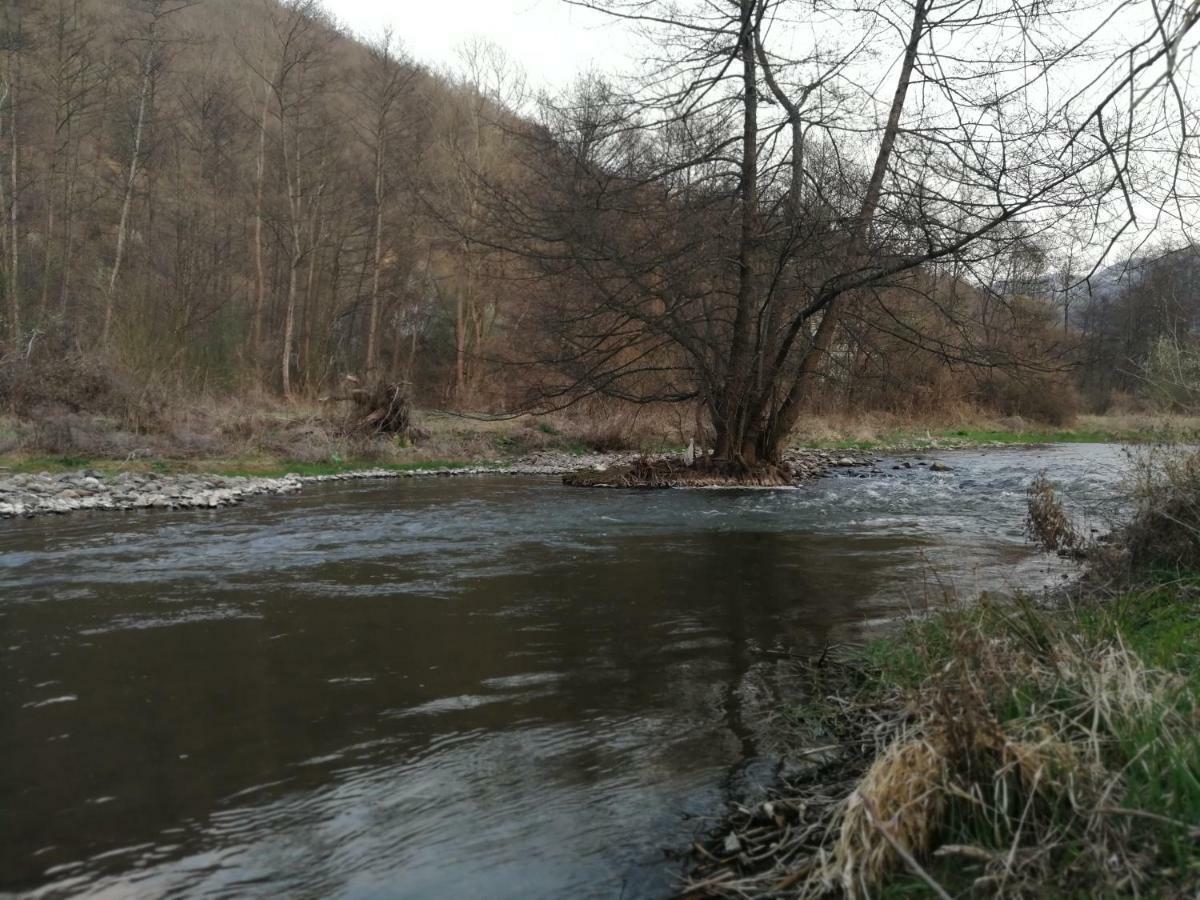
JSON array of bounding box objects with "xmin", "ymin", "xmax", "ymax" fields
[
  {"xmin": 0, "ymin": 0, "xmax": 529, "ymax": 407},
  {"xmin": 0, "ymin": 0, "xmax": 1192, "ymax": 437}
]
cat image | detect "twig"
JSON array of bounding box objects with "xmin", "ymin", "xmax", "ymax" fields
[
  {"xmin": 862, "ymin": 798, "xmax": 953, "ymax": 900},
  {"xmin": 1096, "ymin": 805, "xmax": 1200, "ymax": 836}
]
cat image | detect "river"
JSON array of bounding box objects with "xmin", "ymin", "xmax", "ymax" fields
[{"xmin": 0, "ymin": 444, "xmax": 1131, "ymax": 899}]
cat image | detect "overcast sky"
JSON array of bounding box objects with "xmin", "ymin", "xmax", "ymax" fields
[
  {"xmin": 327, "ymin": 0, "xmax": 630, "ymax": 87},
  {"xmin": 324, "ymin": 0, "xmax": 1195, "ymax": 258}
]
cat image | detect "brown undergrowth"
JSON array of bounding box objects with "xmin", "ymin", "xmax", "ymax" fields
[
  {"xmin": 1125, "ymin": 446, "xmax": 1200, "ymax": 572},
  {"xmin": 1025, "ymin": 472, "xmax": 1080, "ymax": 554}
]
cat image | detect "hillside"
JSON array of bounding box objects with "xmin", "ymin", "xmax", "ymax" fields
[{"xmin": 0, "ymin": 0, "xmax": 520, "ymax": 404}]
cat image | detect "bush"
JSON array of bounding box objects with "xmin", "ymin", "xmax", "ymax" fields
[
  {"xmin": 0, "ymin": 350, "xmax": 162, "ymax": 432},
  {"xmin": 1026, "ymin": 473, "xmax": 1079, "ymax": 553},
  {"xmin": 1125, "ymin": 447, "xmax": 1200, "ymax": 572},
  {"xmin": 976, "ymin": 371, "xmax": 1080, "ymax": 426},
  {"xmin": 1140, "ymin": 334, "xmax": 1200, "ymax": 413}
]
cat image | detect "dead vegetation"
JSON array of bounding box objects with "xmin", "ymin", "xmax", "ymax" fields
[
  {"xmin": 1124, "ymin": 446, "xmax": 1200, "ymax": 572},
  {"xmin": 686, "ymin": 452, "xmax": 1200, "ymax": 898},
  {"xmin": 344, "ymin": 379, "xmax": 416, "ymax": 437},
  {"xmin": 563, "ymin": 455, "xmax": 796, "ymax": 488},
  {"xmin": 685, "ymin": 599, "xmax": 1200, "ymax": 899},
  {"xmin": 0, "ymin": 349, "xmax": 163, "ymax": 432},
  {"xmin": 1025, "ymin": 473, "xmax": 1081, "ymax": 555},
  {"xmin": 0, "ymin": 361, "xmax": 693, "ymax": 466}
]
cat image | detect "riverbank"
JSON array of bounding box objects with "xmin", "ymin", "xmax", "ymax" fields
[
  {"xmin": 0, "ymin": 407, "xmax": 1183, "ymax": 517},
  {"xmin": 791, "ymin": 411, "xmax": 1200, "ymax": 451},
  {"xmin": 0, "ymin": 448, "xmax": 879, "ymax": 519},
  {"xmin": 0, "ymin": 403, "xmax": 1186, "ymax": 522},
  {"xmin": 2, "ymin": 406, "xmax": 1193, "ymax": 479},
  {"xmin": 0, "ymin": 451, "xmax": 628, "ymax": 519},
  {"xmin": 684, "ymin": 467, "xmax": 1200, "ymax": 899}
]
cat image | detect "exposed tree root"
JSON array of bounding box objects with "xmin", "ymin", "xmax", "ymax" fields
[{"xmin": 563, "ymin": 455, "xmax": 797, "ymax": 488}]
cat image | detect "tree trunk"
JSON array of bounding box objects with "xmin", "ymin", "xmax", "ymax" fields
[
  {"xmin": 282, "ymin": 249, "xmax": 299, "ymax": 397},
  {"xmin": 714, "ymin": 0, "xmax": 760, "ymax": 467},
  {"xmin": 365, "ymin": 132, "xmax": 385, "ymax": 375},
  {"xmin": 758, "ymin": 0, "xmax": 929, "ymax": 464},
  {"xmin": 7, "ymin": 49, "xmax": 17, "ymax": 344},
  {"xmin": 454, "ymin": 286, "xmax": 466, "ymax": 402},
  {"xmin": 251, "ymin": 81, "xmax": 270, "ymax": 367},
  {"xmin": 104, "ymin": 44, "xmax": 152, "ymax": 347}
]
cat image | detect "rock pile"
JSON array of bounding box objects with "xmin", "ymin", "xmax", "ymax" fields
[{"xmin": 0, "ymin": 471, "xmax": 305, "ymax": 518}]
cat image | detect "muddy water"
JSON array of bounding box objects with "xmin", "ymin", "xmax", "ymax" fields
[{"xmin": 0, "ymin": 445, "xmax": 1129, "ymax": 898}]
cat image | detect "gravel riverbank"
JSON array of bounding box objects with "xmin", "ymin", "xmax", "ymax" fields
[{"xmin": 0, "ymin": 448, "xmax": 874, "ymax": 520}]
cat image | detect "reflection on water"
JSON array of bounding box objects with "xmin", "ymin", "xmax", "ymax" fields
[{"xmin": 0, "ymin": 445, "xmax": 1128, "ymax": 898}]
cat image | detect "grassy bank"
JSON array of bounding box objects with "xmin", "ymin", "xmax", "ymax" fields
[
  {"xmin": 868, "ymin": 581, "xmax": 1199, "ymax": 896},
  {"xmin": 0, "ymin": 455, "xmax": 489, "ymax": 478},
  {"xmin": 689, "ymin": 581, "xmax": 1200, "ymax": 898},
  {"xmin": 2, "ymin": 408, "xmax": 1195, "ymax": 478},
  {"xmin": 0, "ymin": 406, "xmax": 615, "ymax": 477},
  {"xmin": 792, "ymin": 412, "xmax": 1200, "ymax": 451}
]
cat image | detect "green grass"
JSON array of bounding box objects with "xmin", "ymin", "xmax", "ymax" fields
[
  {"xmin": 1076, "ymin": 573, "xmax": 1200, "ymax": 683},
  {"xmin": 0, "ymin": 455, "xmax": 102, "ymax": 473},
  {"xmin": 854, "ymin": 582, "xmax": 1200, "ymax": 895},
  {"xmin": 800, "ymin": 425, "xmax": 1153, "ymax": 451}
]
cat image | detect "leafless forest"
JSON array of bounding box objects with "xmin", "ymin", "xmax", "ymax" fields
[{"xmin": 0, "ymin": 0, "xmax": 1197, "ymax": 464}]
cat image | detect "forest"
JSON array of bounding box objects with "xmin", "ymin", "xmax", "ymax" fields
[{"xmin": 0, "ymin": 0, "xmax": 1196, "ymax": 469}]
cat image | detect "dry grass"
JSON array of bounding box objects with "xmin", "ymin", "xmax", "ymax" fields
[
  {"xmin": 789, "ymin": 409, "xmax": 1200, "ymax": 449},
  {"xmin": 1124, "ymin": 446, "xmax": 1200, "ymax": 572},
  {"xmin": 0, "ymin": 382, "xmax": 696, "ymax": 466},
  {"xmin": 1025, "ymin": 473, "xmax": 1080, "ymax": 554},
  {"xmin": 686, "ymin": 597, "xmax": 1200, "ymax": 899}
]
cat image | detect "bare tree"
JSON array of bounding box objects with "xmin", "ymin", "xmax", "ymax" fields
[
  {"xmin": 439, "ymin": 37, "xmax": 526, "ymax": 404},
  {"xmin": 0, "ymin": 0, "xmax": 26, "ymax": 343},
  {"xmin": 246, "ymin": 0, "xmax": 332, "ymax": 397},
  {"xmin": 477, "ymin": 0, "xmax": 1200, "ymax": 473},
  {"xmin": 102, "ymin": 0, "xmax": 197, "ymax": 348},
  {"xmin": 32, "ymin": 0, "xmax": 102, "ymax": 323},
  {"xmin": 353, "ymin": 28, "xmax": 416, "ymax": 377}
]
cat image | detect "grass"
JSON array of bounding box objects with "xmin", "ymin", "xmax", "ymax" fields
[
  {"xmin": 799, "ymin": 425, "xmax": 1158, "ymax": 451},
  {"xmin": 866, "ymin": 585, "xmax": 1200, "ymax": 898},
  {"xmin": 4, "ymin": 405, "xmax": 1196, "ymax": 474},
  {"xmin": 690, "ymin": 584, "xmax": 1200, "ymax": 898},
  {"xmin": 791, "ymin": 412, "xmax": 1200, "ymax": 451}
]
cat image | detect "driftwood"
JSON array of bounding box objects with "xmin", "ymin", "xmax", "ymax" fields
[{"xmin": 344, "ymin": 378, "xmax": 415, "ymax": 436}]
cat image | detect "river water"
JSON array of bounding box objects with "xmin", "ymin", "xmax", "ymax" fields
[{"xmin": 0, "ymin": 445, "xmax": 1131, "ymax": 899}]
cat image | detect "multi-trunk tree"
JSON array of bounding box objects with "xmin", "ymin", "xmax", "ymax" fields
[{"xmin": 485, "ymin": 0, "xmax": 1199, "ymax": 472}]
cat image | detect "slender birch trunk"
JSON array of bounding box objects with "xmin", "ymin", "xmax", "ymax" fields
[
  {"xmin": 104, "ymin": 44, "xmax": 153, "ymax": 347},
  {"xmin": 365, "ymin": 132, "xmax": 385, "ymax": 375}
]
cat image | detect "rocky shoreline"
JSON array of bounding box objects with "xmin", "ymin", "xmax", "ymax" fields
[{"xmin": 0, "ymin": 448, "xmax": 877, "ymax": 520}]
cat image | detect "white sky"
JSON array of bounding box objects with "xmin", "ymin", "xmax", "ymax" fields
[
  {"xmin": 327, "ymin": 0, "xmax": 630, "ymax": 87},
  {"xmin": 325, "ymin": 0, "xmax": 1197, "ymax": 260}
]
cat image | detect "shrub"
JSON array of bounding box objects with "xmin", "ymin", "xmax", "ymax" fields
[
  {"xmin": 976, "ymin": 371, "xmax": 1080, "ymax": 426},
  {"xmin": 1140, "ymin": 334, "xmax": 1200, "ymax": 413},
  {"xmin": 1124, "ymin": 447, "xmax": 1200, "ymax": 572},
  {"xmin": 0, "ymin": 349, "xmax": 162, "ymax": 432},
  {"xmin": 1026, "ymin": 472, "xmax": 1079, "ymax": 553}
]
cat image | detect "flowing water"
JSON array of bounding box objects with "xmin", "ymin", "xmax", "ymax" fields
[{"xmin": 0, "ymin": 445, "xmax": 1132, "ymax": 899}]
